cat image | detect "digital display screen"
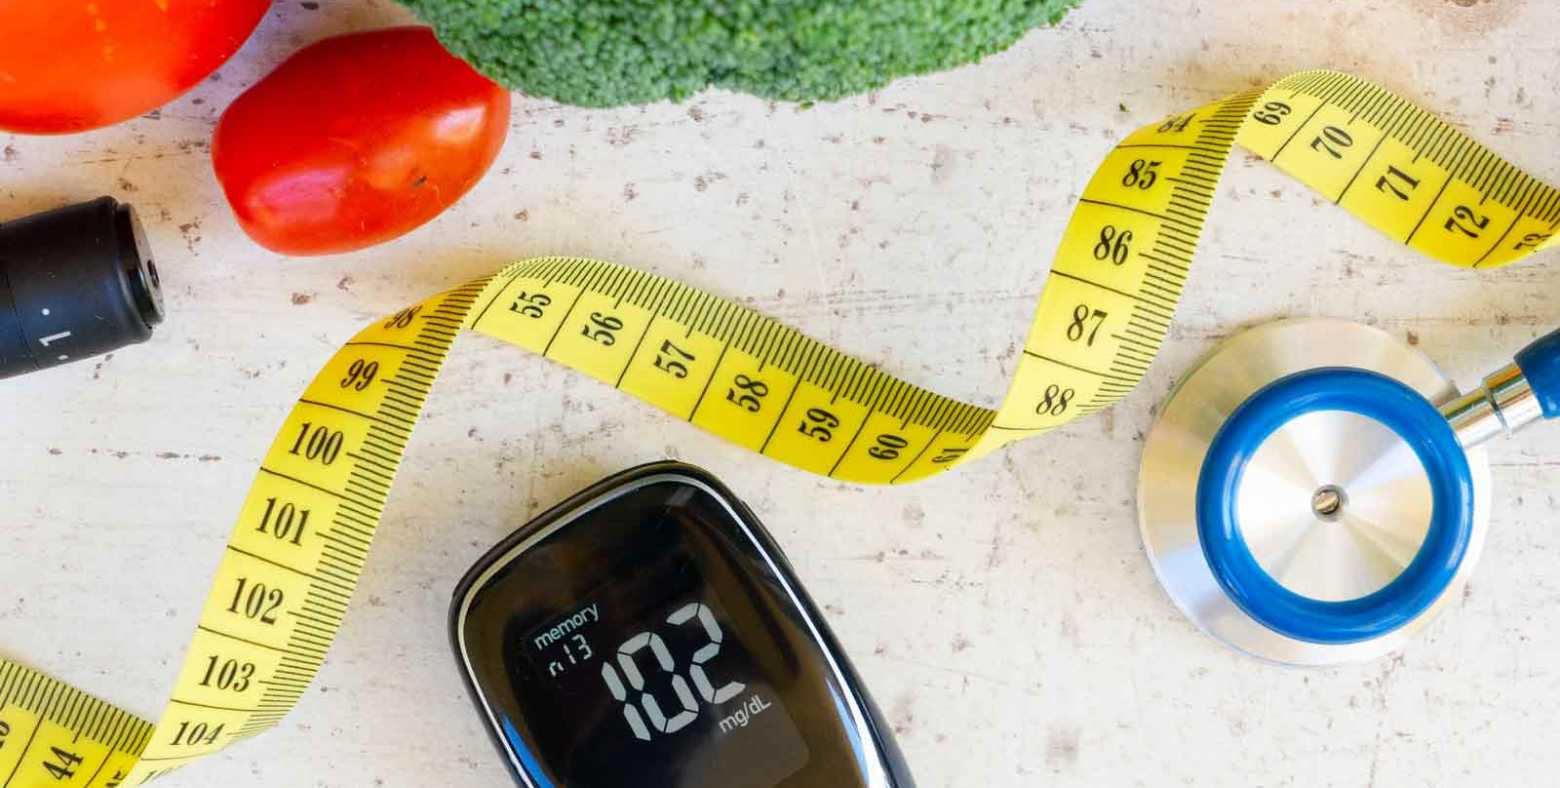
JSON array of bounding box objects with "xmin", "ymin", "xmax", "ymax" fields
[
  {"xmin": 455, "ymin": 479, "xmax": 864, "ymax": 788},
  {"xmin": 506, "ymin": 565, "xmax": 809, "ymax": 787}
]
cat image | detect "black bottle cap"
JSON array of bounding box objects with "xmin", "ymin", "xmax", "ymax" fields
[{"xmin": 0, "ymin": 196, "xmax": 165, "ymax": 380}]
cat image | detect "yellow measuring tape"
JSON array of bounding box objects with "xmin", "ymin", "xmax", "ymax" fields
[{"xmin": 1, "ymin": 69, "xmax": 1555, "ymax": 785}]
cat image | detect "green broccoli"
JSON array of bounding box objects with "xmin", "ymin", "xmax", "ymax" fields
[{"xmin": 398, "ymin": 0, "xmax": 1082, "ymax": 108}]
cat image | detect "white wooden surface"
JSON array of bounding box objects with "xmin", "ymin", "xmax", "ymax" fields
[{"xmin": 4, "ymin": 1, "xmax": 1560, "ymax": 785}]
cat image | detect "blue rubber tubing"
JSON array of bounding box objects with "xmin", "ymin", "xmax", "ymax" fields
[
  {"xmin": 1515, "ymin": 326, "xmax": 1560, "ymax": 419},
  {"xmin": 1195, "ymin": 367, "xmax": 1475, "ymax": 645}
]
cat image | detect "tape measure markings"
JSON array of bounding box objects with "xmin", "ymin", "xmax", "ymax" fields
[
  {"xmin": 472, "ymin": 256, "xmax": 998, "ymax": 446},
  {"xmin": 1261, "ymin": 73, "xmax": 1559, "ymax": 265},
  {"xmin": 2, "ymin": 69, "xmax": 1557, "ymax": 786},
  {"xmin": 0, "ymin": 661, "xmax": 150, "ymax": 787},
  {"xmin": 116, "ymin": 278, "xmax": 493, "ymax": 780},
  {"xmin": 992, "ymin": 89, "xmax": 1257, "ymax": 434}
]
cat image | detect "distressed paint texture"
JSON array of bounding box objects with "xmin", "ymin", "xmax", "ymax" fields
[{"xmin": 2, "ymin": 0, "xmax": 1558, "ymax": 785}]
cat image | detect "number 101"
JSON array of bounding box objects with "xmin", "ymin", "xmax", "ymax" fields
[{"xmin": 600, "ymin": 602, "xmax": 745, "ymax": 741}]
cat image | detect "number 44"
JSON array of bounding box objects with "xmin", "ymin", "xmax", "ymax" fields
[{"xmin": 43, "ymin": 746, "xmax": 84, "ymax": 780}]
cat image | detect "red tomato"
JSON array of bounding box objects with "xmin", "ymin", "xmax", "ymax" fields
[
  {"xmin": 212, "ymin": 27, "xmax": 511, "ymax": 256},
  {"xmin": 0, "ymin": 0, "xmax": 271, "ymax": 134}
]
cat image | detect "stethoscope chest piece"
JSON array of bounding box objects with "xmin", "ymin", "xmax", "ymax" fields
[{"xmin": 1138, "ymin": 318, "xmax": 1493, "ymax": 665}]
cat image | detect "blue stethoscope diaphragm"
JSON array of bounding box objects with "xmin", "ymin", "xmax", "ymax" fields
[{"xmin": 1138, "ymin": 317, "xmax": 1559, "ymax": 665}]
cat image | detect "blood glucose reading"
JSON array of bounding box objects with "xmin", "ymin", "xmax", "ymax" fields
[
  {"xmin": 452, "ymin": 464, "xmax": 909, "ymax": 788},
  {"xmin": 528, "ymin": 597, "xmax": 751, "ymax": 740},
  {"xmin": 509, "ymin": 582, "xmax": 809, "ymax": 786}
]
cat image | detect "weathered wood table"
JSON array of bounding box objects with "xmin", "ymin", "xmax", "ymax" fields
[{"xmin": 4, "ymin": 0, "xmax": 1558, "ymax": 784}]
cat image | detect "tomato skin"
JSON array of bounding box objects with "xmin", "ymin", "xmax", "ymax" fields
[
  {"xmin": 0, "ymin": 0, "xmax": 271, "ymax": 134},
  {"xmin": 213, "ymin": 27, "xmax": 511, "ymax": 256}
]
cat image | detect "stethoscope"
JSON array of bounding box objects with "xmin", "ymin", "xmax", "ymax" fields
[{"xmin": 1138, "ymin": 318, "xmax": 1558, "ymax": 665}]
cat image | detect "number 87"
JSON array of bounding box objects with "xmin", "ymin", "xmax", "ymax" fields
[{"xmin": 1065, "ymin": 304, "xmax": 1109, "ymax": 346}]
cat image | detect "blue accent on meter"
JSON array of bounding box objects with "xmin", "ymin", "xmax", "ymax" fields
[
  {"xmin": 499, "ymin": 717, "xmax": 556, "ymax": 788},
  {"xmin": 450, "ymin": 462, "xmax": 913, "ymax": 788}
]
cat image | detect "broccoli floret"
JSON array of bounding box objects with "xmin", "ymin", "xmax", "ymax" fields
[{"xmin": 399, "ymin": 0, "xmax": 1081, "ymax": 107}]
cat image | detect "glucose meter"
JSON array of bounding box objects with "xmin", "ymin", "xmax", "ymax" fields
[{"xmin": 450, "ymin": 462, "xmax": 913, "ymax": 787}]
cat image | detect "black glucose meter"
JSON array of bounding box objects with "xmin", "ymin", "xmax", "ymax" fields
[{"xmin": 450, "ymin": 462, "xmax": 914, "ymax": 787}]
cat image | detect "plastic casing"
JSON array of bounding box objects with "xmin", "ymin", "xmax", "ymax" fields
[{"xmin": 448, "ymin": 461, "xmax": 915, "ymax": 788}]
